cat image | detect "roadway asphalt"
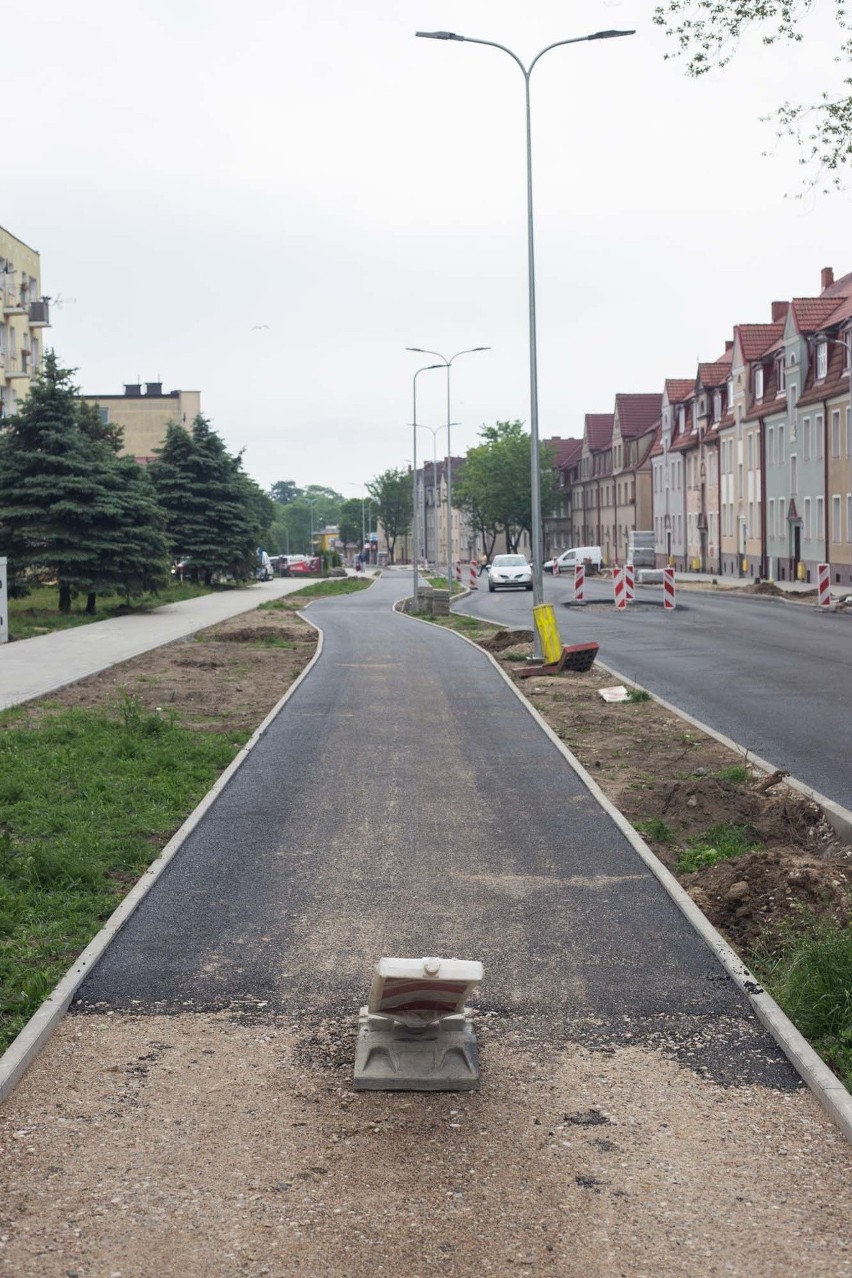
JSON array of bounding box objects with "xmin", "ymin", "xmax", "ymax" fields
[
  {"xmin": 455, "ymin": 575, "xmax": 852, "ymax": 810},
  {"xmin": 75, "ymin": 572, "xmax": 798, "ymax": 1090},
  {"xmin": 0, "ymin": 577, "xmax": 310, "ymax": 711}
]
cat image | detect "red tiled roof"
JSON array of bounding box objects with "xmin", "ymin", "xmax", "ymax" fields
[
  {"xmin": 736, "ymin": 323, "xmax": 785, "ymax": 361},
  {"xmin": 664, "ymin": 378, "xmax": 694, "ymax": 404},
  {"xmin": 585, "ymin": 413, "xmax": 613, "ymax": 451},
  {"xmin": 546, "ymin": 436, "xmax": 583, "ymax": 468},
  {"xmin": 790, "ymin": 297, "xmax": 843, "ymax": 333},
  {"xmin": 821, "ymin": 269, "xmax": 852, "ymax": 298},
  {"xmin": 614, "ymin": 393, "xmax": 663, "ymax": 438},
  {"xmin": 697, "ymin": 360, "xmax": 730, "ymax": 388},
  {"xmin": 823, "ymin": 293, "xmax": 852, "ymax": 327}
]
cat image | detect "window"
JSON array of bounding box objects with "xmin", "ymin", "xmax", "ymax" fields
[
  {"xmin": 803, "ymin": 417, "xmax": 811, "ymax": 460},
  {"xmin": 804, "ymin": 498, "xmax": 812, "ymax": 540},
  {"xmin": 816, "ymin": 341, "xmax": 828, "ymax": 380},
  {"xmin": 848, "ymin": 494, "xmax": 852, "ymax": 544},
  {"xmin": 98, "ymin": 407, "xmax": 110, "ymax": 425},
  {"xmin": 678, "ymin": 406, "xmax": 685, "ymax": 431},
  {"xmin": 816, "ymin": 413, "xmax": 824, "ymax": 460},
  {"xmin": 790, "ymin": 454, "xmax": 798, "ymax": 496},
  {"xmin": 738, "ymin": 463, "xmax": 743, "ymax": 499},
  {"xmin": 832, "ymin": 410, "xmax": 841, "ymax": 458},
  {"xmin": 816, "ymin": 496, "xmax": 824, "ymax": 540},
  {"xmin": 778, "ymin": 425, "xmax": 785, "ymax": 464},
  {"xmin": 767, "ymin": 426, "xmax": 774, "ymax": 465},
  {"xmin": 768, "ymin": 499, "xmax": 775, "ymax": 539},
  {"xmin": 754, "ymin": 366, "xmax": 764, "ymax": 400},
  {"xmin": 747, "ymin": 433, "xmax": 753, "ymax": 469},
  {"xmin": 727, "ymin": 376, "xmax": 734, "ymax": 409},
  {"xmin": 832, "ymin": 495, "xmax": 842, "ymax": 543},
  {"xmin": 778, "ymin": 358, "xmax": 786, "ymax": 392},
  {"xmin": 713, "ymin": 391, "xmax": 721, "ymax": 422}
]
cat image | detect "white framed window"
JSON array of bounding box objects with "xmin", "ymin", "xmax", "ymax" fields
[
  {"xmin": 747, "ymin": 432, "xmax": 753, "ymax": 469},
  {"xmin": 847, "ymin": 494, "xmax": 852, "ymax": 544},
  {"xmin": 727, "ymin": 376, "xmax": 734, "ymax": 409},
  {"xmin": 754, "ymin": 366, "xmax": 764, "ymax": 400},
  {"xmin": 832, "ymin": 410, "xmax": 841, "ymax": 458},
  {"xmin": 778, "ymin": 358, "xmax": 786, "ymax": 392},
  {"xmin": 804, "ymin": 497, "xmax": 812, "ymax": 540},
  {"xmin": 816, "ymin": 413, "xmax": 824, "ymax": 459},
  {"xmin": 803, "ymin": 416, "xmax": 811, "ymax": 460},
  {"xmin": 832, "ymin": 495, "xmax": 842, "ymax": 542},
  {"xmin": 778, "ymin": 425, "xmax": 785, "ymax": 463},
  {"xmin": 816, "ymin": 341, "xmax": 828, "ymax": 380},
  {"xmin": 790, "ymin": 454, "xmax": 798, "ymax": 496},
  {"xmin": 767, "ymin": 426, "xmax": 774, "ymax": 465},
  {"xmin": 713, "ymin": 391, "xmax": 721, "ymax": 422},
  {"xmin": 816, "ymin": 496, "xmax": 824, "ymax": 539}
]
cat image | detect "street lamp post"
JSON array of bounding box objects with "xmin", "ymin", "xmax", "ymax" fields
[
  {"xmin": 411, "ymin": 363, "xmax": 444, "ymax": 604},
  {"xmin": 415, "ymin": 422, "xmax": 453, "ymax": 570},
  {"xmin": 415, "ymin": 27, "xmax": 634, "ymax": 637},
  {"xmin": 305, "ymin": 496, "xmax": 322, "ymax": 559},
  {"xmin": 407, "ymin": 346, "xmax": 490, "ymax": 589}
]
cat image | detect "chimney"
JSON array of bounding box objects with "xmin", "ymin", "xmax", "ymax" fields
[
  {"xmin": 771, "ymin": 300, "xmax": 789, "ymax": 323},
  {"xmin": 144, "ymin": 382, "xmax": 163, "ymax": 397},
  {"xmin": 725, "ymin": 340, "xmax": 733, "ymax": 353},
  {"xmin": 821, "ymin": 266, "xmax": 834, "ymax": 291},
  {"xmin": 124, "ymin": 383, "xmax": 142, "ymax": 397}
]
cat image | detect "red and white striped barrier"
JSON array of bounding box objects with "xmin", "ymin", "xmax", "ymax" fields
[
  {"xmin": 455, "ymin": 561, "xmax": 462, "ymax": 584},
  {"xmin": 574, "ymin": 562, "xmax": 585, "ymax": 603},
  {"xmin": 624, "ymin": 563, "xmax": 635, "ymax": 603},
  {"xmin": 818, "ymin": 562, "xmax": 831, "ymax": 607},
  {"xmin": 553, "ymin": 558, "xmax": 560, "ymax": 577},
  {"xmin": 469, "ymin": 562, "xmax": 478, "ymax": 590},
  {"xmin": 663, "ymin": 567, "xmax": 676, "ymax": 610},
  {"xmin": 613, "ymin": 567, "xmax": 627, "ymax": 610}
]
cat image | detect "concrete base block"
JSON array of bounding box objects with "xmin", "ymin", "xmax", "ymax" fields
[
  {"xmin": 638, "ymin": 569, "xmax": 664, "ymax": 584},
  {"xmin": 353, "ymin": 1009, "xmax": 480, "ymax": 1091}
]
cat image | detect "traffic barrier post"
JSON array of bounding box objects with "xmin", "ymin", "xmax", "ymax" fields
[
  {"xmin": 663, "ymin": 567, "xmax": 676, "ymax": 610},
  {"xmin": 614, "ymin": 567, "xmax": 627, "ymax": 610},
  {"xmin": 574, "ymin": 562, "xmax": 585, "ymax": 604},
  {"xmin": 624, "ymin": 563, "xmax": 635, "ymax": 603},
  {"xmin": 818, "ymin": 562, "xmax": 831, "ymax": 607},
  {"xmin": 469, "ymin": 562, "xmax": 478, "ymax": 591}
]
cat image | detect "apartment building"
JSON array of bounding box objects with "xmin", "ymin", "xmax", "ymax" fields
[
  {"xmin": 0, "ymin": 225, "xmax": 50, "ymax": 418},
  {"xmin": 652, "ymin": 379, "xmax": 693, "ymax": 567},
  {"xmin": 80, "ymin": 382, "xmax": 202, "ymax": 462}
]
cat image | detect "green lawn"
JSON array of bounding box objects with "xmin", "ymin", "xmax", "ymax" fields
[{"xmin": 7, "ymin": 582, "xmax": 216, "ymax": 641}]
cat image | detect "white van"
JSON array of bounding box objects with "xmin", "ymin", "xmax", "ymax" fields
[{"xmin": 546, "ymin": 546, "xmax": 603, "ymax": 574}]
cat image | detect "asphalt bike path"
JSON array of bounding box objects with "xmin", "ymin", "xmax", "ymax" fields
[
  {"xmin": 3, "ymin": 573, "xmax": 850, "ymax": 1277},
  {"xmin": 74, "ymin": 573, "xmax": 796, "ymax": 1079}
]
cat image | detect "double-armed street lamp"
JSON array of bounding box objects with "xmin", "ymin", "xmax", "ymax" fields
[
  {"xmin": 407, "ymin": 345, "xmax": 490, "ymax": 589},
  {"xmin": 415, "ymin": 27, "xmax": 635, "ymax": 627},
  {"xmin": 411, "ymin": 363, "xmax": 444, "ymax": 603}
]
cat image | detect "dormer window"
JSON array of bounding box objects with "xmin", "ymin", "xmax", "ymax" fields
[
  {"xmin": 754, "ymin": 366, "xmax": 764, "ymax": 400},
  {"xmin": 778, "ymin": 358, "xmax": 786, "ymax": 392},
  {"xmin": 678, "ymin": 406, "xmax": 685, "ymax": 431},
  {"xmin": 816, "ymin": 341, "xmax": 828, "ymax": 380},
  {"xmin": 712, "ymin": 391, "xmax": 721, "ymax": 422},
  {"xmin": 726, "ymin": 376, "xmax": 734, "ymax": 409},
  {"xmin": 844, "ymin": 330, "xmax": 851, "ymax": 370}
]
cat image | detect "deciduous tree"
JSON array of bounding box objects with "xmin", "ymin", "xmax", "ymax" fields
[{"xmin": 367, "ymin": 468, "xmax": 412, "ymax": 564}]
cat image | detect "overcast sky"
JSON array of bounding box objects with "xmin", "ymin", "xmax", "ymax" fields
[{"xmin": 5, "ymin": 0, "xmax": 851, "ymax": 498}]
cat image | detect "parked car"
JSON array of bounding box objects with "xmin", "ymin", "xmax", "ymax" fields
[
  {"xmin": 488, "ymin": 554, "xmax": 533, "ymax": 592},
  {"xmin": 544, "ymin": 545, "xmax": 603, "ymax": 574},
  {"xmin": 286, "ymin": 556, "xmax": 321, "ymax": 576}
]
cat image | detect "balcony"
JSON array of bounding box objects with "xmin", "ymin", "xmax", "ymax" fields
[
  {"xmin": 29, "ymin": 299, "xmax": 50, "ymax": 327},
  {"xmin": 3, "ymin": 289, "xmax": 26, "ymax": 316}
]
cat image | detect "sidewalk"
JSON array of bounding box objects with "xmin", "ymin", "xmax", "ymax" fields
[
  {"xmin": 0, "ymin": 578, "xmax": 311, "ymax": 712},
  {"xmin": 1, "ymin": 572, "xmax": 848, "ymax": 1278}
]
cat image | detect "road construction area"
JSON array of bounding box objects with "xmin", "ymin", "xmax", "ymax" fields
[{"xmin": 0, "ymin": 574, "xmax": 850, "ymax": 1277}]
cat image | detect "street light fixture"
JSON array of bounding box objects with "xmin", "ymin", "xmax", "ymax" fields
[
  {"xmin": 411, "ymin": 363, "xmax": 444, "ymax": 604},
  {"xmin": 416, "ymin": 27, "xmax": 635, "ymax": 638},
  {"xmin": 406, "ymin": 345, "xmax": 490, "ymax": 589}
]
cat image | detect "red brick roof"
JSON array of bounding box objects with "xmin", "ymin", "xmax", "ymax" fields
[
  {"xmin": 664, "ymin": 378, "xmax": 694, "ymax": 404},
  {"xmin": 790, "ymin": 297, "xmax": 843, "ymax": 333},
  {"xmin": 736, "ymin": 323, "xmax": 785, "ymax": 361},
  {"xmin": 585, "ymin": 413, "xmax": 613, "ymax": 451},
  {"xmin": 614, "ymin": 393, "xmax": 662, "ymax": 439},
  {"xmin": 546, "ymin": 436, "xmax": 583, "ymax": 468},
  {"xmin": 821, "ymin": 269, "xmax": 852, "ymax": 298},
  {"xmin": 697, "ymin": 360, "xmax": 730, "ymax": 388}
]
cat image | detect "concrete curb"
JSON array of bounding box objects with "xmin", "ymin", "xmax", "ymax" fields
[
  {"xmin": 397, "ymin": 601, "xmax": 852, "ymax": 1142},
  {"xmin": 0, "ymin": 617, "xmax": 324, "ymax": 1105}
]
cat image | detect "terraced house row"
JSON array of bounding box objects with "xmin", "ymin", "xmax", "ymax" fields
[{"xmin": 558, "ymin": 265, "xmax": 852, "ymax": 586}]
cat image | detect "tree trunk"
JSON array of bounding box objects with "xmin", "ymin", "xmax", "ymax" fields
[
  {"xmin": 86, "ymin": 592, "xmax": 97, "ymax": 615},
  {"xmin": 58, "ymin": 581, "xmax": 71, "ymax": 614}
]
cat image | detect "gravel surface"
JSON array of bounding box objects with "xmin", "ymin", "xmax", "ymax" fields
[{"xmin": 1, "ymin": 1012, "xmax": 850, "ymax": 1278}]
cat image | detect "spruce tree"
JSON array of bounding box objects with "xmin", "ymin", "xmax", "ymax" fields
[
  {"xmin": 0, "ymin": 353, "xmax": 170, "ymax": 612},
  {"xmin": 149, "ymin": 415, "xmax": 263, "ymax": 585}
]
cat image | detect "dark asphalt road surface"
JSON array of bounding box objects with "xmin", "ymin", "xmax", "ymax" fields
[
  {"xmin": 457, "ymin": 576, "xmax": 852, "ymax": 810},
  {"xmin": 76, "ymin": 575, "xmax": 797, "ymax": 1089}
]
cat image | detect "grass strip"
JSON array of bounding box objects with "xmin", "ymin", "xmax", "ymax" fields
[
  {"xmin": 259, "ymin": 578, "xmax": 372, "ymax": 609},
  {"xmin": 8, "ymin": 582, "xmax": 215, "ymax": 641},
  {"xmin": 0, "ymin": 696, "xmax": 248, "ymax": 1052},
  {"xmin": 676, "ymin": 823, "xmax": 759, "ymax": 873},
  {"xmin": 751, "ymin": 916, "xmax": 852, "ymax": 1090}
]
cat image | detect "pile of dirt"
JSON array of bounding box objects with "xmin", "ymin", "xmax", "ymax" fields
[
  {"xmin": 749, "ymin": 580, "xmax": 785, "ymax": 596},
  {"xmin": 203, "ymin": 624, "xmax": 311, "ymax": 645},
  {"xmin": 479, "ymin": 628, "xmax": 535, "ymax": 652}
]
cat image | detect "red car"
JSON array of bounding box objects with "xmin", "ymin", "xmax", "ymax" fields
[{"xmin": 284, "ymin": 556, "xmax": 321, "ymax": 576}]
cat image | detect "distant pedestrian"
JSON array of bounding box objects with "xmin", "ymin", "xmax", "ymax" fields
[{"xmin": 478, "ymin": 553, "xmax": 488, "ymax": 576}]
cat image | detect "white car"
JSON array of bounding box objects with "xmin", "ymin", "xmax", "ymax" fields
[{"xmin": 488, "ymin": 554, "xmax": 533, "ymax": 592}]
